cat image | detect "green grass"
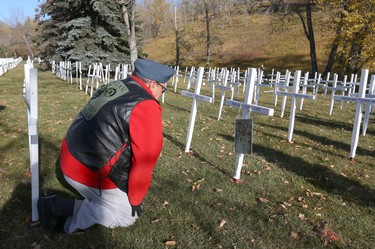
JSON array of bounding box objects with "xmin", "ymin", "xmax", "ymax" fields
[{"xmin": 0, "ymin": 64, "xmax": 374, "ymax": 248}]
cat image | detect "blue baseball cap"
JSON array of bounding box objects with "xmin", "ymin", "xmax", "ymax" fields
[{"xmin": 134, "ymin": 59, "xmax": 176, "ymax": 83}]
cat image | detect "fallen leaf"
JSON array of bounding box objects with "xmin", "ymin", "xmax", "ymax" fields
[
  {"xmin": 279, "ymin": 203, "xmax": 287, "ymax": 210},
  {"xmin": 151, "ymin": 219, "xmax": 160, "ymax": 224},
  {"xmin": 218, "ymin": 219, "xmax": 227, "ymax": 229},
  {"xmin": 163, "ymin": 201, "xmax": 169, "ymax": 208},
  {"xmin": 192, "ymin": 183, "xmax": 201, "ymax": 191},
  {"xmin": 196, "ymin": 178, "xmax": 205, "ymax": 183},
  {"xmin": 230, "ymin": 178, "xmax": 244, "ymax": 184},
  {"xmin": 313, "ymin": 222, "xmax": 338, "ymax": 245},
  {"xmin": 290, "ymin": 231, "xmax": 299, "ymax": 240},
  {"xmin": 298, "ymin": 213, "xmax": 306, "ymax": 220},
  {"xmin": 258, "ymin": 198, "xmax": 269, "ymax": 203},
  {"xmin": 164, "ymin": 240, "xmax": 176, "ymax": 246}
]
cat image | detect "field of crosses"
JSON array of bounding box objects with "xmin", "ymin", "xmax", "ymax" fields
[
  {"xmin": 0, "ymin": 57, "xmax": 373, "ymax": 224},
  {"xmin": 51, "ymin": 60, "xmax": 374, "ymax": 181}
]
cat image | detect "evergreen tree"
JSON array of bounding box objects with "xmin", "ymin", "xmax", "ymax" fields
[{"xmin": 35, "ymin": 0, "xmax": 131, "ymax": 69}]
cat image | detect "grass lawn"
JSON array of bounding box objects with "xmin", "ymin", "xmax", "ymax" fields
[{"xmin": 0, "ymin": 63, "xmax": 374, "ymax": 248}]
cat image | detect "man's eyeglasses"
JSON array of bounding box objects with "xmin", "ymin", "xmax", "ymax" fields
[{"xmin": 156, "ymin": 82, "xmax": 168, "ymax": 94}]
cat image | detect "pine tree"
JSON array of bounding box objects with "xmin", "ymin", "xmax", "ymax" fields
[{"xmin": 35, "ymin": 0, "xmax": 131, "ymax": 69}]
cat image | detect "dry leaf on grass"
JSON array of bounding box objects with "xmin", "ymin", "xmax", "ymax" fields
[
  {"xmin": 164, "ymin": 240, "xmax": 176, "ymax": 246},
  {"xmin": 162, "ymin": 201, "xmax": 169, "ymax": 208},
  {"xmin": 263, "ymin": 165, "xmax": 272, "ymax": 171},
  {"xmin": 258, "ymin": 197, "xmax": 269, "ymax": 203},
  {"xmin": 313, "ymin": 222, "xmax": 338, "ymax": 245},
  {"xmin": 230, "ymin": 178, "xmax": 244, "ymax": 184},
  {"xmin": 218, "ymin": 219, "xmax": 227, "ymax": 229},
  {"xmin": 290, "ymin": 231, "xmax": 299, "ymax": 240},
  {"xmin": 151, "ymin": 219, "xmax": 160, "ymax": 224},
  {"xmin": 192, "ymin": 184, "xmax": 201, "ymax": 191},
  {"xmin": 306, "ymin": 189, "xmax": 326, "ymax": 200},
  {"xmin": 192, "ymin": 178, "xmax": 205, "ymax": 191},
  {"xmin": 298, "ymin": 213, "xmax": 306, "ymax": 220}
]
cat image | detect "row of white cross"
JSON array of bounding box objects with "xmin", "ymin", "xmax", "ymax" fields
[
  {"xmin": 176, "ymin": 66, "xmax": 374, "ymax": 180},
  {"xmin": 22, "ymin": 58, "xmax": 39, "ymax": 222},
  {"xmin": 0, "ymin": 57, "xmax": 23, "ymax": 76},
  {"xmin": 51, "ymin": 60, "xmax": 132, "ymax": 97}
]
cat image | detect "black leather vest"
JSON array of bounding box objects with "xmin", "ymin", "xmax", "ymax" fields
[{"xmin": 65, "ymin": 77, "xmax": 157, "ymax": 192}]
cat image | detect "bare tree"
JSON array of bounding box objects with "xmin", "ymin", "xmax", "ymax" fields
[
  {"xmin": 0, "ymin": 23, "xmax": 12, "ymax": 57},
  {"xmin": 3, "ymin": 8, "xmax": 36, "ymax": 58},
  {"xmin": 190, "ymin": 0, "xmax": 227, "ymax": 68},
  {"xmin": 118, "ymin": 0, "xmax": 138, "ymax": 68},
  {"xmin": 174, "ymin": 2, "xmax": 181, "ymax": 66},
  {"xmin": 270, "ymin": 0, "xmax": 319, "ymax": 74}
]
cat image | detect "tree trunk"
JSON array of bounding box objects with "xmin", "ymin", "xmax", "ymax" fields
[
  {"xmin": 119, "ymin": 0, "xmax": 138, "ymax": 69},
  {"xmin": 174, "ymin": 4, "xmax": 180, "ymax": 67},
  {"xmin": 22, "ymin": 33, "xmax": 34, "ymax": 58},
  {"xmin": 323, "ymin": 3, "xmax": 348, "ymax": 77},
  {"xmin": 205, "ymin": 1, "xmax": 211, "ymax": 69},
  {"xmin": 323, "ymin": 38, "xmax": 338, "ymax": 77},
  {"xmin": 305, "ymin": 3, "xmax": 318, "ymax": 74}
]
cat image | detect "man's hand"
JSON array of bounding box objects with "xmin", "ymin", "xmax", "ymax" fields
[{"xmin": 131, "ymin": 204, "xmax": 142, "ymax": 217}]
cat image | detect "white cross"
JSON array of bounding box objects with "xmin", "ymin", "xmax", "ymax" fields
[
  {"xmin": 75, "ymin": 61, "xmax": 83, "ymax": 90},
  {"xmin": 217, "ymin": 69, "xmax": 234, "ymax": 120},
  {"xmin": 333, "ymin": 69, "xmax": 374, "ymax": 160},
  {"xmin": 362, "ymin": 75, "xmax": 375, "ymax": 136},
  {"xmin": 276, "ymin": 70, "xmax": 316, "ymax": 142},
  {"xmin": 225, "ymin": 68, "xmax": 274, "ymax": 180},
  {"xmin": 325, "ymin": 73, "xmax": 353, "ymax": 115},
  {"xmin": 181, "ymin": 67, "xmax": 213, "ymax": 153},
  {"xmin": 23, "ymin": 65, "xmax": 39, "ymax": 222}
]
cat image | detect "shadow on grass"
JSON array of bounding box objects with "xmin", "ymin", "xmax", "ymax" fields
[
  {"xmin": 0, "ymin": 135, "xmax": 112, "ymax": 247},
  {"xmin": 297, "ymin": 113, "xmax": 354, "ymax": 131},
  {"xmin": 163, "ymin": 132, "xmax": 229, "ymax": 177},
  {"xmin": 258, "ymin": 117, "xmax": 375, "ymax": 158},
  {"xmin": 163, "ymin": 101, "xmax": 191, "ymax": 113},
  {"xmin": 254, "ymin": 144, "xmax": 375, "ymax": 207},
  {"xmin": 215, "ymin": 120, "xmax": 374, "ymax": 207}
]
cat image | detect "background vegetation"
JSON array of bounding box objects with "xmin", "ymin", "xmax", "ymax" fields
[{"xmin": 0, "ymin": 0, "xmax": 374, "ymax": 74}]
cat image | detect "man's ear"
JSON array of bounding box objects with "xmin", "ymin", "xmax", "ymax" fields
[{"xmin": 149, "ymin": 80, "xmax": 157, "ymax": 91}]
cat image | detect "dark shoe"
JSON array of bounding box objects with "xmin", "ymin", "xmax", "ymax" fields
[
  {"xmin": 38, "ymin": 195, "xmax": 75, "ymax": 234},
  {"xmin": 38, "ymin": 195, "xmax": 58, "ymax": 234}
]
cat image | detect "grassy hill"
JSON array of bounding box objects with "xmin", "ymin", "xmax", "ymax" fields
[{"xmin": 143, "ymin": 13, "xmax": 335, "ymax": 73}]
